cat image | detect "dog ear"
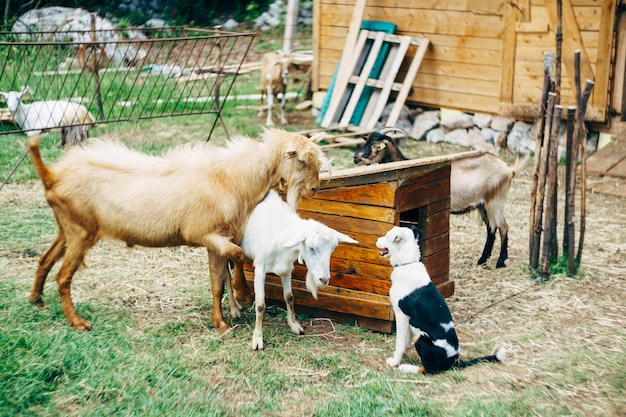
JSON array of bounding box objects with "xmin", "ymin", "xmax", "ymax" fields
[{"xmin": 406, "ymin": 225, "xmax": 423, "ymax": 240}]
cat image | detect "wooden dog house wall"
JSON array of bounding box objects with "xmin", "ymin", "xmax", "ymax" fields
[{"xmin": 243, "ymin": 154, "xmax": 461, "ymax": 333}]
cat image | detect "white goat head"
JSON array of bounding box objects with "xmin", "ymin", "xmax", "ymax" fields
[
  {"xmin": 283, "ymin": 222, "xmax": 358, "ymax": 299},
  {"xmin": 1, "ymin": 87, "xmax": 28, "ymax": 114}
]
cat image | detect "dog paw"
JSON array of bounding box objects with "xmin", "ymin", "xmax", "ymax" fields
[
  {"xmin": 386, "ymin": 357, "xmax": 400, "ymax": 367},
  {"xmin": 398, "ymin": 364, "xmax": 421, "ymax": 374}
]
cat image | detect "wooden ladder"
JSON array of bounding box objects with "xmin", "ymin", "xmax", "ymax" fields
[{"xmin": 321, "ymin": 31, "xmax": 429, "ymax": 130}]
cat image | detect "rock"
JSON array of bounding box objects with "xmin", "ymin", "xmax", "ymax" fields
[
  {"xmin": 444, "ymin": 128, "xmax": 469, "ymax": 146},
  {"xmin": 375, "ymin": 103, "xmax": 413, "ymax": 135},
  {"xmin": 441, "ymin": 113, "xmax": 474, "ymax": 131},
  {"xmin": 507, "ymin": 121, "xmax": 534, "ymax": 154},
  {"xmin": 222, "ymin": 18, "xmax": 239, "ymax": 30},
  {"xmin": 410, "ymin": 110, "xmax": 439, "ymax": 140},
  {"xmin": 426, "ymin": 128, "xmax": 446, "ymax": 143},
  {"xmin": 13, "ymin": 7, "xmax": 147, "ymax": 66},
  {"xmin": 472, "ymin": 113, "xmax": 492, "ymax": 129},
  {"xmin": 491, "ymin": 116, "xmax": 516, "ymax": 133}
]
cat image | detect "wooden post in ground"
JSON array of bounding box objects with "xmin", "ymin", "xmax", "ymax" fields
[
  {"xmin": 564, "ymin": 105, "xmax": 577, "ymax": 274},
  {"xmin": 531, "ymin": 92, "xmax": 556, "ymax": 270},
  {"xmin": 541, "ymin": 104, "xmax": 563, "ymax": 279},
  {"xmin": 529, "ymin": 52, "xmax": 554, "ymax": 265},
  {"xmin": 576, "ymin": 80, "xmax": 594, "ymax": 265}
]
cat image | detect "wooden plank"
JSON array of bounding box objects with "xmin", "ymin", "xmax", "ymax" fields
[
  {"xmin": 320, "ymin": 0, "xmax": 367, "ymax": 128},
  {"xmin": 297, "ymin": 198, "xmax": 397, "ymax": 223},
  {"xmin": 322, "ymin": 28, "xmax": 371, "ymax": 127},
  {"xmin": 364, "ymin": 36, "xmax": 411, "ymax": 129},
  {"xmin": 586, "ymin": 177, "xmax": 626, "ymax": 197},
  {"xmin": 608, "ymin": 158, "xmax": 626, "ymax": 178},
  {"xmin": 318, "ymin": 154, "xmax": 460, "ymax": 188},
  {"xmin": 298, "ymin": 211, "xmax": 394, "ymax": 239},
  {"xmin": 309, "ymin": 182, "xmax": 398, "ymax": 207},
  {"xmin": 500, "ymin": 2, "xmax": 518, "ymax": 105},
  {"xmin": 544, "ymin": 0, "xmax": 595, "ymax": 94},
  {"xmin": 397, "ymin": 176, "xmax": 450, "ymax": 212},
  {"xmin": 586, "ymin": 140, "xmax": 626, "ymax": 176},
  {"xmin": 294, "ymin": 265, "xmax": 392, "ymax": 296},
  {"xmin": 339, "ymin": 30, "xmax": 386, "ymax": 126},
  {"xmin": 359, "ymin": 43, "xmax": 398, "ymax": 127},
  {"xmin": 593, "ymin": 0, "xmax": 616, "ymax": 116},
  {"xmin": 387, "ymin": 37, "xmax": 430, "ymax": 126}
]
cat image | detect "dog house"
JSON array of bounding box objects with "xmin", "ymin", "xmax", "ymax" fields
[{"xmin": 244, "ymin": 153, "xmax": 465, "ymax": 333}]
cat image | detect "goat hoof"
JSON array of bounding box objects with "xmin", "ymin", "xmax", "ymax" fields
[
  {"xmin": 29, "ymin": 295, "xmax": 45, "ymax": 307},
  {"xmin": 234, "ymin": 289, "xmax": 254, "ymax": 309},
  {"xmin": 216, "ymin": 321, "xmax": 230, "ymax": 334},
  {"xmin": 251, "ymin": 338, "xmax": 264, "ymax": 351},
  {"xmin": 72, "ymin": 321, "xmax": 92, "ymax": 331},
  {"xmin": 496, "ymin": 261, "xmax": 506, "ymax": 268}
]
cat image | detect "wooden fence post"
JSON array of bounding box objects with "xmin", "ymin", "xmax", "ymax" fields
[
  {"xmin": 531, "ymin": 92, "xmax": 556, "ymax": 270},
  {"xmin": 541, "ymin": 104, "xmax": 563, "ymax": 278},
  {"xmin": 564, "ymin": 105, "xmax": 577, "ymax": 274},
  {"xmin": 529, "ymin": 53, "xmax": 554, "ymax": 265}
]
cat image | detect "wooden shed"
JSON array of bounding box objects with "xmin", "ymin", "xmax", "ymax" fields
[
  {"xmin": 244, "ymin": 154, "xmax": 458, "ymax": 333},
  {"xmin": 312, "ymin": 0, "xmax": 625, "ymax": 127}
]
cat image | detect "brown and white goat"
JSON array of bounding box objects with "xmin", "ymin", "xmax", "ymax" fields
[
  {"xmin": 258, "ymin": 50, "xmax": 289, "ymax": 126},
  {"xmin": 354, "ymin": 128, "xmax": 526, "ymax": 268},
  {"xmin": 27, "ymin": 129, "xmax": 327, "ymax": 332}
]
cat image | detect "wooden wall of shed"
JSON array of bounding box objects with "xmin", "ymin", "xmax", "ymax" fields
[{"xmin": 313, "ymin": 0, "xmax": 619, "ymax": 123}]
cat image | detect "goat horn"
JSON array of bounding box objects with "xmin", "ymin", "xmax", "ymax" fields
[{"xmin": 375, "ymin": 126, "xmax": 407, "ymax": 137}]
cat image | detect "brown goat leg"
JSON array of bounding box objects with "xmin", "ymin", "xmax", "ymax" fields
[
  {"xmin": 54, "ymin": 244, "xmax": 92, "ymax": 330},
  {"xmin": 29, "ymin": 234, "xmax": 66, "ymax": 306},
  {"xmin": 230, "ymin": 259, "xmax": 254, "ymax": 308},
  {"xmin": 208, "ymin": 251, "xmax": 230, "ymax": 333}
]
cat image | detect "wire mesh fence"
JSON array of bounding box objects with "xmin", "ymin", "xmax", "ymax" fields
[{"xmin": 0, "ymin": 24, "xmax": 255, "ymax": 139}]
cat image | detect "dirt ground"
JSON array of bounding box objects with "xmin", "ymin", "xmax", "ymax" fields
[{"xmin": 1, "ymin": 127, "xmax": 625, "ymax": 415}]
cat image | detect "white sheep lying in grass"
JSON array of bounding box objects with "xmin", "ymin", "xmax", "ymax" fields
[
  {"xmin": 239, "ymin": 190, "xmax": 358, "ymax": 350},
  {"xmin": 1, "ymin": 88, "xmax": 95, "ymax": 136}
]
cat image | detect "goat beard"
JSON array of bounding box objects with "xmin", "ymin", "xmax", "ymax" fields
[{"xmin": 305, "ymin": 272, "xmax": 319, "ymax": 300}]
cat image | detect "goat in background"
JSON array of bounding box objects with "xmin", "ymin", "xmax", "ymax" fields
[
  {"xmin": 354, "ymin": 128, "xmax": 527, "ymax": 268},
  {"xmin": 258, "ymin": 50, "xmax": 289, "ymax": 126},
  {"xmin": 1, "ymin": 87, "xmax": 95, "ymax": 136},
  {"xmin": 27, "ymin": 129, "xmax": 328, "ymax": 333}
]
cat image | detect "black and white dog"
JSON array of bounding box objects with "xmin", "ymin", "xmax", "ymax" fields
[{"xmin": 377, "ymin": 225, "xmax": 505, "ymax": 374}]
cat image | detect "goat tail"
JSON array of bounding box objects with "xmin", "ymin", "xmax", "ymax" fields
[
  {"xmin": 27, "ymin": 135, "xmax": 55, "ymax": 189},
  {"xmin": 455, "ymin": 347, "xmax": 506, "ymax": 370}
]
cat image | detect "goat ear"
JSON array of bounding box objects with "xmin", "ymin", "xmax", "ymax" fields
[
  {"xmin": 334, "ymin": 231, "xmax": 358, "ymax": 245},
  {"xmin": 283, "ymin": 232, "xmax": 306, "ymax": 248}
]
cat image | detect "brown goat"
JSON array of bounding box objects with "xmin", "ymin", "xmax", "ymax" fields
[
  {"xmin": 258, "ymin": 50, "xmax": 289, "ymax": 126},
  {"xmin": 27, "ymin": 129, "xmax": 327, "ymax": 332},
  {"xmin": 354, "ymin": 129, "xmax": 526, "ymax": 268}
]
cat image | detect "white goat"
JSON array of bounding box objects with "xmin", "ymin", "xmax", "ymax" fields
[
  {"xmin": 240, "ymin": 190, "xmax": 357, "ymax": 350},
  {"xmin": 354, "ymin": 128, "xmax": 527, "ymax": 268},
  {"xmin": 258, "ymin": 50, "xmax": 289, "ymax": 126},
  {"xmin": 1, "ymin": 88, "xmax": 95, "ymax": 136}
]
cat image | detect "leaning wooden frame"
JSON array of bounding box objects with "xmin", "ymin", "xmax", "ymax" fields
[{"xmin": 0, "ymin": 24, "xmax": 255, "ymax": 139}]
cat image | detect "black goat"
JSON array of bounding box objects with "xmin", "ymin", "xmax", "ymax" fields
[{"xmin": 354, "ymin": 129, "xmax": 526, "ymax": 268}]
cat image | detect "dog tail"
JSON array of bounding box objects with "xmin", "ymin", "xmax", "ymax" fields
[{"xmin": 455, "ymin": 347, "xmax": 506, "ymax": 369}]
